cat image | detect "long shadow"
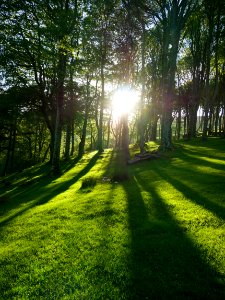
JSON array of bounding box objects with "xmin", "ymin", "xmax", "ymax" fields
[
  {"xmin": 181, "ymin": 138, "xmax": 225, "ymax": 152},
  {"xmin": 182, "ymin": 147, "xmax": 225, "ymax": 161},
  {"xmin": 0, "ymin": 153, "xmax": 100, "ymax": 228},
  {"xmin": 176, "ymin": 150, "xmax": 225, "ymax": 173},
  {"xmin": 61, "ymin": 155, "xmax": 82, "ymax": 173},
  {"xmin": 154, "ymin": 167, "xmax": 225, "ymax": 221},
  {"xmin": 0, "ymin": 155, "xmax": 83, "ymax": 202},
  {"xmin": 123, "ymin": 174, "xmax": 225, "ymax": 299}
]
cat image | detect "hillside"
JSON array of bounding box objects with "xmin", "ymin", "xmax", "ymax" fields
[{"xmin": 1, "ymin": 138, "xmax": 225, "ymax": 299}]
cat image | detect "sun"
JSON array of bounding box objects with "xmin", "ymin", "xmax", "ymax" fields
[{"xmin": 111, "ymin": 86, "xmax": 139, "ymax": 120}]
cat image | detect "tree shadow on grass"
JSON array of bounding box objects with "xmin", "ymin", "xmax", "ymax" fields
[
  {"xmin": 155, "ymin": 166, "xmax": 225, "ymax": 221},
  {"xmin": 181, "ymin": 138, "xmax": 225, "ymax": 152},
  {"xmin": 122, "ymin": 174, "xmax": 225, "ymax": 299},
  {"xmin": 0, "ymin": 152, "xmax": 100, "ymax": 228},
  {"xmin": 176, "ymin": 150, "xmax": 225, "ymax": 173},
  {"xmin": 0, "ymin": 154, "xmax": 84, "ymax": 202}
]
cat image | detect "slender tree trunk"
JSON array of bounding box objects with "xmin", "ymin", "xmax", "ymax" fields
[
  {"xmin": 10, "ymin": 125, "xmax": 16, "ymax": 171},
  {"xmin": 161, "ymin": 95, "xmax": 173, "ymax": 148},
  {"xmin": 52, "ymin": 52, "xmax": 67, "ymax": 174},
  {"xmin": 34, "ymin": 126, "xmax": 38, "ymax": 161},
  {"xmin": 78, "ymin": 75, "xmax": 92, "ymax": 157},
  {"xmin": 188, "ymin": 102, "xmax": 198, "ymax": 138},
  {"xmin": 215, "ymin": 105, "xmax": 220, "ymax": 135},
  {"xmin": 78, "ymin": 108, "xmax": 88, "ymax": 157},
  {"xmin": 184, "ymin": 115, "xmax": 187, "ymax": 136},
  {"xmin": 177, "ymin": 107, "xmax": 182, "ymax": 140},
  {"xmin": 202, "ymin": 13, "xmax": 214, "ymax": 140},
  {"xmin": 160, "ymin": 25, "xmax": 180, "ymax": 150},
  {"xmin": 121, "ymin": 114, "xmax": 130, "ymax": 160},
  {"xmin": 139, "ymin": 21, "xmax": 146, "ymax": 153},
  {"xmin": 52, "ymin": 94, "xmax": 63, "ymax": 174},
  {"xmin": 3, "ymin": 126, "xmax": 13, "ymax": 176},
  {"xmin": 70, "ymin": 120, "xmax": 75, "ymax": 156},
  {"xmin": 64, "ymin": 120, "xmax": 72, "ymax": 160},
  {"xmin": 106, "ymin": 111, "xmax": 112, "ymax": 148},
  {"xmin": 97, "ymin": 61, "xmax": 105, "ymax": 153}
]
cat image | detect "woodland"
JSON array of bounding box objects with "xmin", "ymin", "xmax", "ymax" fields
[
  {"xmin": 1, "ymin": 1, "xmax": 225, "ymax": 299},
  {"xmin": 0, "ymin": 0, "xmax": 225, "ymax": 175}
]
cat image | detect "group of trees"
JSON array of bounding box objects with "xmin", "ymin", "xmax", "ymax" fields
[{"xmin": 0, "ymin": 0, "xmax": 225, "ymax": 175}]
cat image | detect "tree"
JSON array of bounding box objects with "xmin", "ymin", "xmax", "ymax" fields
[
  {"xmin": 149, "ymin": 0, "xmax": 199, "ymax": 150},
  {"xmin": 1, "ymin": 0, "xmax": 81, "ymax": 174}
]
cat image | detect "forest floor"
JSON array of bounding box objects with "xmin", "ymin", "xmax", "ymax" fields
[{"xmin": 0, "ymin": 137, "xmax": 225, "ymax": 299}]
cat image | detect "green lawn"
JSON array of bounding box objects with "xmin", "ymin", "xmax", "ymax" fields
[{"xmin": 0, "ymin": 138, "xmax": 225, "ymax": 299}]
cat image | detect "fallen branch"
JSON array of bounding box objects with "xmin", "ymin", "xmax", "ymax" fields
[{"xmin": 127, "ymin": 152, "xmax": 160, "ymax": 164}]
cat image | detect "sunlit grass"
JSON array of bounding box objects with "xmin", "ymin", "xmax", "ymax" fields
[{"xmin": 0, "ymin": 137, "xmax": 225, "ymax": 299}]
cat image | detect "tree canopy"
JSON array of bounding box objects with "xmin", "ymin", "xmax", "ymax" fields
[{"xmin": 1, "ymin": 0, "xmax": 225, "ymax": 175}]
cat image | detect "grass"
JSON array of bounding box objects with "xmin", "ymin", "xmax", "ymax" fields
[{"xmin": 0, "ymin": 138, "xmax": 225, "ymax": 299}]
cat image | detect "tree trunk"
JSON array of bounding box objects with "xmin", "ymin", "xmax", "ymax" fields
[
  {"xmin": 121, "ymin": 114, "xmax": 130, "ymax": 161},
  {"xmin": 160, "ymin": 25, "xmax": 180, "ymax": 150},
  {"xmin": 150, "ymin": 116, "xmax": 158, "ymax": 141},
  {"xmin": 214, "ymin": 105, "xmax": 220, "ymax": 135},
  {"xmin": 106, "ymin": 111, "xmax": 112, "ymax": 148},
  {"xmin": 98, "ymin": 62, "xmax": 104, "ymax": 153},
  {"xmin": 3, "ymin": 126, "xmax": 13, "ymax": 176},
  {"xmin": 177, "ymin": 107, "xmax": 182, "ymax": 140},
  {"xmin": 70, "ymin": 120, "xmax": 75, "ymax": 156},
  {"xmin": 139, "ymin": 21, "xmax": 146, "ymax": 154},
  {"xmin": 161, "ymin": 95, "xmax": 173, "ymax": 149},
  {"xmin": 64, "ymin": 120, "xmax": 72, "ymax": 160},
  {"xmin": 52, "ymin": 52, "xmax": 67, "ymax": 174},
  {"xmin": 78, "ymin": 109, "xmax": 88, "ymax": 158},
  {"xmin": 188, "ymin": 102, "xmax": 198, "ymax": 138},
  {"xmin": 202, "ymin": 12, "xmax": 214, "ymax": 140}
]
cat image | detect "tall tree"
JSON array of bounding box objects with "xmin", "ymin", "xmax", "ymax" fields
[{"xmin": 150, "ymin": 0, "xmax": 198, "ymax": 150}]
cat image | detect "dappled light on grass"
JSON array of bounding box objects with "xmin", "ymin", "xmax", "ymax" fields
[
  {"xmin": 123, "ymin": 173, "xmax": 225, "ymax": 298},
  {"xmin": 121, "ymin": 138, "xmax": 225, "ymax": 298},
  {"xmin": 0, "ymin": 138, "xmax": 225, "ymax": 298},
  {"xmin": 0, "ymin": 173, "xmax": 131, "ymax": 298}
]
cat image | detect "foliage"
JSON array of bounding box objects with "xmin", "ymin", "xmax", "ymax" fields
[{"xmin": 0, "ymin": 0, "xmax": 225, "ymax": 173}]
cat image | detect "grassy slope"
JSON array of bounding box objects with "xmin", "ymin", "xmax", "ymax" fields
[{"xmin": 0, "ymin": 138, "xmax": 225, "ymax": 299}]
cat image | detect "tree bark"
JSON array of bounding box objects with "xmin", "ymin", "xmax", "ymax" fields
[
  {"xmin": 52, "ymin": 52, "xmax": 67, "ymax": 174},
  {"xmin": 121, "ymin": 114, "xmax": 130, "ymax": 161},
  {"xmin": 139, "ymin": 21, "xmax": 146, "ymax": 153}
]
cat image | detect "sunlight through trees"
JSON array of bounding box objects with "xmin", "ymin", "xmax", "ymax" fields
[{"xmin": 1, "ymin": 0, "xmax": 225, "ymax": 174}]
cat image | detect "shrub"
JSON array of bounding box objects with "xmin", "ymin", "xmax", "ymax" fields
[{"xmin": 80, "ymin": 176, "xmax": 97, "ymax": 190}]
